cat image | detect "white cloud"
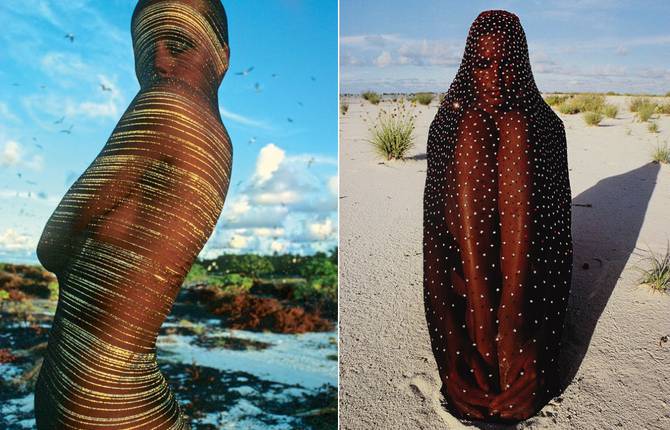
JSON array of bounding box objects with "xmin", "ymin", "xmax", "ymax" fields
[
  {"xmin": 40, "ymin": 52, "xmax": 89, "ymax": 83},
  {"xmin": 328, "ymin": 176, "xmax": 338, "ymax": 196},
  {"xmin": 229, "ymin": 234, "xmax": 248, "ymax": 249},
  {"xmin": 253, "ymin": 227, "xmax": 284, "ymax": 237},
  {"xmin": 0, "ymin": 103, "xmax": 20, "ymax": 122},
  {"xmin": 1, "ymin": 140, "xmax": 21, "ymax": 166},
  {"xmin": 0, "ymin": 228, "xmax": 35, "ymax": 251},
  {"xmin": 213, "ymin": 144, "xmax": 337, "ymax": 255},
  {"xmin": 308, "ymin": 218, "xmax": 335, "ymax": 241},
  {"xmin": 228, "ymin": 196, "xmax": 251, "ymax": 217},
  {"xmin": 375, "ymin": 51, "xmax": 392, "ymax": 68},
  {"xmin": 270, "ymin": 241, "xmax": 285, "ymax": 253},
  {"xmin": 341, "ymin": 34, "xmax": 462, "ymax": 68},
  {"xmin": 254, "ymin": 143, "xmax": 285, "ymax": 184},
  {"xmin": 25, "ymin": 154, "xmax": 44, "ymax": 171},
  {"xmin": 218, "ymin": 106, "xmax": 273, "ymax": 130},
  {"xmin": 253, "ymin": 191, "xmax": 299, "ymax": 205}
]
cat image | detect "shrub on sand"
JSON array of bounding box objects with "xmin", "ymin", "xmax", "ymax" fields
[
  {"xmin": 637, "ymin": 104, "xmax": 656, "ymax": 122},
  {"xmin": 655, "ymin": 103, "xmax": 670, "ymax": 115},
  {"xmin": 543, "ymin": 94, "xmax": 569, "ymax": 106},
  {"xmin": 362, "ymin": 91, "xmax": 381, "ymax": 105},
  {"xmin": 556, "ymin": 94, "xmax": 605, "ymax": 115},
  {"xmin": 411, "ymin": 92, "xmax": 434, "ymax": 106},
  {"xmin": 651, "ymin": 142, "xmax": 670, "ymax": 164},
  {"xmin": 632, "ymin": 242, "xmax": 670, "ymax": 293},
  {"xmin": 602, "ymin": 104, "xmax": 618, "ymax": 118},
  {"xmin": 629, "ymin": 97, "xmax": 657, "ymax": 121},
  {"xmin": 582, "ymin": 111, "xmax": 603, "ymax": 126},
  {"xmin": 367, "ymin": 103, "xmax": 416, "ymax": 160},
  {"xmin": 648, "ymin": 122, "xmax": 659, "ymax": 133},
  {"xmin": 340, "ymin": 102, "xmax": 349, "ymax": 115},
  {"xmin": 557, "ymin": 101, "xmax": 580, "ymax": 114}
]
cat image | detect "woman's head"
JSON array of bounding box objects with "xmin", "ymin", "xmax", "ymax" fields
[
  {"xmin": 447, "ymin": 10, "xmax": 537, "ymax": 112},
  {"xmin": 131, "ymin": 0, "xmax": 229, "ymax": 93}
]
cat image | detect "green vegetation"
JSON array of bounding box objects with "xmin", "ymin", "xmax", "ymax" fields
[
  {"xmin": 361, "ymin": 90, "xmax": 381, "ymax": 105},
  {"xmin": 340, "ymin": 102, "xmax": 349, "ymax": 115},
  {"xmin": 583, "ymin": 111, "xmax": 603, "ymax": 126},
  {"xmin": 294, "ymin": 253, "xmax": 338, "ymax": 303},
  {"xmin": 648, "ymin": 122, "xmax": 659, "ymax": 133},
  {"xmin": 411, "ymin": 92, "xmax": 434, "ymax": 106},
  {"xmin": 367, "ymin": 103, "xmax": 416, "ymax": 160},
  {"xmin": 555, "ymin": 94, "xmax": 606, "ymax": 114},
  {"xmin": 603, "ymin": 104, "xmax": 618, "ymax": 118},
  {"xmin": 543, "ymin": 94, "xmax": 569, "ymax": 106},
  {"xmin": 47, "ymin": 281, "xmax": 59, "ymax": 301},
  {"xmin": 629, "ymin": 97, "xmax": 657, "ymax": 122},
  {"xmin": 651, "ymin": 142, "xmax": 670, "ymax": 164},
  {"xmin": 637, "ymin": 104, "xmax": 656, "ymax": 122},
  {"xmin": 655, "ymin": 103, "xmax": 670, "ymax": 114},
  {"xmin": 633, "ymin": 242, "xmax": 670, "ymax": 293},
  {"xmin": 553, "ymin": 94, "xmax": 618, "ymax": 124}
]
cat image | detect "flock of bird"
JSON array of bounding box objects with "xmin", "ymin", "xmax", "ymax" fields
[{"xmin": 4, "ymin": 30, "xmax": 324, "ymax": 223}]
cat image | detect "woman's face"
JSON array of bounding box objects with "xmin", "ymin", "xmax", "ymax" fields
[
  {"xmin": 133, "ymin": 1, "xmax": 228, "ymax": 90},
  {"xmin": 472, "ymin": 33, "xmax": 515, "ymax": 108},
  {"xmin": 150, "ymin": 27, "xmax": 211, "ymax": 85}
]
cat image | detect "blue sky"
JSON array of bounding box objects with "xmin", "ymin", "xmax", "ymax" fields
[
  {"xmin": 341, "ymin": 0, "xmax": 670, "ymax": 94},
  {"xmin": 0, "ymin": 0, "xmax": 338, "ymax": 264}
]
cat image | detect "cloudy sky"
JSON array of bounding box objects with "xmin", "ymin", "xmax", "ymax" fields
[
  {"xmin": 0, "ymin": 0, "xmax": 338, "ymax": 264},
  {"xmin": 341, "ymin": 0, "xmax": 670, "ymax": 94}
]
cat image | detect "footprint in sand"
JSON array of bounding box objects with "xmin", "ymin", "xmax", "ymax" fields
[{"xmin": 408, "ymin": 374, "xmax": 475, "ymax": 429}]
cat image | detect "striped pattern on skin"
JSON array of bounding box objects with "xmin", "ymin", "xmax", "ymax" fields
[{"xmin": 34, "ymin": 1, "xmax": 231, "ymax": 428}]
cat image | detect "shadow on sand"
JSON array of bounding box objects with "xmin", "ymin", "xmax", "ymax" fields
[{"xmin": 558, "ymin": 162, "xmax": 660, "ymax": 390}]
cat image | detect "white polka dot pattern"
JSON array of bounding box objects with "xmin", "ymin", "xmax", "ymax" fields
[{"xmin": 422, "ymin": 10, "xmax": 573, "ymax": 422}]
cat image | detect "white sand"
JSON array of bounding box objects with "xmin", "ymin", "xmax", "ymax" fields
[{"xmin": 339, "ymin": 95, "xmax": 670, "ymax": 429}]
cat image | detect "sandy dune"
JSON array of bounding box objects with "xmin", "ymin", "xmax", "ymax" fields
[{"xmin": 339, "ymin": 95, "xmax": 670, "ymax": 429}]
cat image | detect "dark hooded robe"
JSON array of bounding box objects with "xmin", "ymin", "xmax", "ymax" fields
[{"xmin": 423, "ymin": 10, "xmax": 573, "ymax": 422}]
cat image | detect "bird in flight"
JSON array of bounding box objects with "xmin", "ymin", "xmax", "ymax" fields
[
  {"xmin": 287, "ymin": 117, "xmax": 294, "ymax": 123},
  {"xmin": 100, "ymin": 83, "xmax": 113, "ymax": 92},
  {"xmin": 248, "ymin": 136, "xmax": 257, "ymax": 145},
  {"xmin": 307, "ymin": 157, "xmax": 315, "ymax": 168},
  {"xmin": 254, "ymin": 82, "xmax": 262, "ymax": 92},
  {"xmin": 235, "ymin": 66, "xmax": 254, "ymax": 76},
  {"xmin": 271, "ymin": 73, "xmax": 279, "ymax": 78},
  {"xmin": 65, "ymin": 33, "xmax": 75, "ymax": 42},
  {"xmin": 53, "ymin": 116, "xmax": 65, "ymax": 125},
  {"xmin": 60, "ymin": 125, "xmax": 74, "ymax": 134}
]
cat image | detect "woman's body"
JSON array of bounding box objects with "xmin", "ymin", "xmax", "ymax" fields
[
  {"xmin": 34, "ymin": 1, "xmax": 231, "ymax": 428},
  {"xmin": 423, "ymin": 10, "xmax": 573, "ymax": 422}
]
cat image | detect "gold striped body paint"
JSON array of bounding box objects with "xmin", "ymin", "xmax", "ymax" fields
[{"xmin": 35, "ymin": 1, "xmax": 231, "ymax": 428}]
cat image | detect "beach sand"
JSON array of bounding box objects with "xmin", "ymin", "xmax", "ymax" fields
[{"xmin": 339, "ymin": 95, "xmax": 670, "ymax": 429}]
